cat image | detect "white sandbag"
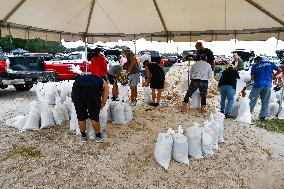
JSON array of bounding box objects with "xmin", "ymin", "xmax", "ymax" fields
[
  {"xmin": 201, "ymin": 125, "xmax": 214, "ymax": 156},
  {"xmin": 52, "ymin": 106, "xmax": 65, "ymax": 125},
  {"xmin": 172, "ymin": 126, "xmax": 189, "ymax": 165},
  {"xmin": 55, "ymin": 98, "xmax": 69, "ymax": 120},
  {"xmin": 35, "ymin": 83, "xmax": 45, "ymax": 102},
  {"xmin": 119, "ymin": 85, "xmax": 129, "ymax": 102},
  {"xmin": 269, "ymin": 90, "xmax": 278, "ymax": 103},
  {"xmin": 235, "ymin": 79, "xmax": 246, "ymax": 99},
  {"xmin": 22, "ymin": 113, "xmax": 40, "ymax": 131},
  {"xmin": 231, "ymin": 101, "xmax": 240, "ymax": 118},
  {"xmin": 144, "ymin": 87, "xmax": 152, "ymax": 104},
  {"xmin": 107, "ymin": 102, "xmax": 112, "ymax": 122},
  {"xmin": 40, "ymin": 106, "xmax": 55, "ymax": 129},
  {"xmin": 236, "ymin": 97, "xmax": 251, "ymax": 124},
  {"xmin": 278, "ymin": 106, "xmax": 284, "ymax": 119},
  {"xmin": 213, "ymin": 112, "xmax": 225, "ymax": 143},
  {"xmin": 30, "ymin": 100, "xmax": 42, "ymax": 115},
  {"xmin": 99, "ymin": 104, "xmax": 108, "ymax": 132},
  {"xmin": 70, "ymin": 109, "xmax": 79, "ymax": 131},
  {"xmin": 111, "ymin": 101, "xmax": 126, "ymax": 124},
  {"xmin": 124, "ymin": 103, "xmax": 133, "ymax": 123},
  {"xmin": 154, "ymin": 133, "xmax": 173, "ymax": 170},
  {"xmin": 186, "ymin": 122, "xmax": 203, "ymax": 159},
  {"xmin": 239, "ymin": 70, "xmax": 251, "ymax": 83},
  {"xmin": 268, "ymin": 103, "xmax": 280, "ymax": 117},
  {"xmin": 209, "ymin": 119, "xmax": 220, "ymax": 151},
  {"xmin": 6, "ymin": 115, "xmax": 27, "ymax": 130},
  {"xmin": 64, "ymin": 96, "xmax": 73, "ymax": 113},
  {"xmin": 45, "ymin": 92, "xmax": 56, "ymax": 105},
  {"xmin": 190, "ymin": 89, "xmax": 201, "ymax": 108},
  {"xmin": 86, "ymin": 119, "xmax": 96, "ymax": 140}
]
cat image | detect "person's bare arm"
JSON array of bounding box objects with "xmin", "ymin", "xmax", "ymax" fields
[
  {"xmin": 101, "ymin": 80, "xmax": 109, "ymax": 109},
  {"xmin": 273, "ymin": 68, "xmax": 282, "ymax": 79},
  {"xmin": 145, "ymin": 65, "xmax": 151, "ymax": 85},
  {"xmin": 127, "ymin": 55, "xmax": 135, "ymax": 74}
]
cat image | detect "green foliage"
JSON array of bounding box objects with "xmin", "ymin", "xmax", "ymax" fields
[
  {"xmin": 0, "ymin": 36, "xmax": 67, "ymax": 54},
  {"xmin": 255, "ymin": 118, "xmax": 284, "ymax": 133},
  {"xmin": 3, "ymin": 145, "xmax": 41, "ymax": 160}
]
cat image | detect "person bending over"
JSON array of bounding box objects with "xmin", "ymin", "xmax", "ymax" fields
[
  {"xmin": 72, "ymin": 74, "xmax": 109, "ymax": 142},
  {"xmin": 143, "ymin": 60, "xmax": 165, "ymax": 107},
  {"xmin": 181, "ymin": 54, "xmax": 213, "ymax": 113}
]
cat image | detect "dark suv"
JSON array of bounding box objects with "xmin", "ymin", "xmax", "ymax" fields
[{"xmin": 276, "ymin": 49, "xmax": 284, "ymax": 65}]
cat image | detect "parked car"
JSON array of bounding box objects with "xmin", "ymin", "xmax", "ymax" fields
[
  {"xmin": 44, "ymin": 51, "xmax": 89, "ymax": 80},
  {"xmin": 182, "ymin": 50, "xmax": 197, "ymax": 61},
  {"xmin": 232, "ymin": 49, "xmax": 255, "ymax": 70},
  {"xmin": 138, "ymin": 50, "xmax": 162, "ymax": 64},
  {"xmin": 0, "ymin": 49, "xmax": 56, "ymax": 91},
  {"xmin": 276, "ymin": 49, "xmax": 284, "ymax": 65}
]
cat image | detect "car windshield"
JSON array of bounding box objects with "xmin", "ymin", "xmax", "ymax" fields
[
  {"xmin": 68, "ymin": 53, "xmax": 82, "ymax": 60},
  {"xmin": 0, "ymin": 49, "xmax": 6, "ymax": 60}
]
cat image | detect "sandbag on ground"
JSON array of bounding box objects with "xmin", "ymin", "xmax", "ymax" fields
[
  {"xmin": 22, "ymin": 113, "xmax": 40, "ymax": 131},
  {"xmin": 186, "ymin": 123, "xmax": 203, "ymax": 159},
  {"xmin": 172, "ymin": 126, "xmax": 189, "ymax": 165},
  {"xmin": 154, "ymin": 132, "xmax": 173, "ymax": 170}
]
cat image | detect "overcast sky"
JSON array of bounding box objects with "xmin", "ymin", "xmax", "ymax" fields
[{"xmin": 62, "ymin": 37, "xmax": 284, "ymax": 57}]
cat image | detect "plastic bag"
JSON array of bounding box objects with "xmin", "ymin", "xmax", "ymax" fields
[
  {"xmin": 55, "ymin": 97, "xmax": 69, "ymax": 120},
  {"xmin": 185, "ymin": 122, "xmax": 203, "ymax": 159},
  {"xmin": 268, "ymin": 103, "xmax": 280, "ymax": 117},
  {"xmin": 154, "ymin": 132, "xmax": 173, "ymax": 170},
  {"xmin": 209, "ymin": 119, "xmax": 220, "ymax": 151},
  {"xmin": 45, "ymin": 92, "xmax": 55, "ymax": 105},
  {"xmin": 30, "ymin": 100, "xmax": 42, "ymax": 115},
  {"xmin": 40, "ymin": 106, "xmax": 55, "ymax": 129},
  {"xmin": 190, "ymin": 89, "xmax": 201, "ymax": 108},
  {"xmin": 172, "ymin": 126, "xmax": 189, "ymax": 165},
  {"xmin": 99, "ymin": 104, "xmax": 108, "ymax": 133},
  {"xmin": 213, "ymin": 112, "xmax": 225, "ymax": 143},
  {"xmin": 111, "ymin": 101, "xmax": 126, "ymax": 124},
  {"xmin": 6, "ymin": 115, "xmax": 27, "ymax": 130},
  {"xmin": 119, "ymin": 85, "xmax": 129, "ymax": 102},
  {"xmin": 22, "ymin": 113, "xmax": 40, "ymax": 131},
  {"xmin": 236, "ymin": 97, "xmax": 251, "ymax": 124},
  {"xmin": 231, "ymin": 101, "xmax": 240, "ymax": 118},
  {"xmin": 52, "ymin": 106, "xmax": 65, "ymax": 125},
  {"xmin": 124, "ymin": 103, "xmax": 133, "ymax": 123},
  {"xmin": 235, "ymin": 79, "xmax": 246, "ymax": 99},
  {"xmin": 201, "ymin": 125, "xmax": 214, "ymax": 156},
  {"xmin": 278, "ymin": 106, "xmax": 284, "ymax": 119},
  {"xmin": 70, "ymin": 109, "xmax": 79, "ymax": 131},
  {"xmin": 144, "ymin": 87, "xmax": 152, "ymax": 104}
]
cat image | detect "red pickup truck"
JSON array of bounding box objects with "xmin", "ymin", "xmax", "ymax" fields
[{"xmin": 44, "ymin": 51, "xmax": 89, "ymax": 80}]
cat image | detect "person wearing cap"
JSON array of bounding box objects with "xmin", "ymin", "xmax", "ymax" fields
[
  {"xmin": 143, "ymin": 60, "xmax": 165, "ymax": 106},
  {"xmin": 218, "ymin": 65, "xmax": 240, "ymax": 118},
  {"xmin": 231, "ymin": 53, "xmax": 244, "ymax": 71},
  {"xmin": 141, "ymin": 52, "xmax": 151, "ymax": 86},
  {"xmin": 249, "ymin": 56, "xmax": 282, "ymax": 120},
  {"xmin": 123, "ymin": 48, "xmax": 141, "ymax": 106},
  {"xmin": 195, "ymin": 42, "xmax": 215, "ymax": 71},
  {"xmin": 90, "ymin": 47, "xmax": 108, "ymax": 81},
  {"xmin": 181, "ymin": 54, "xmax": 213, "ymax": 113}
]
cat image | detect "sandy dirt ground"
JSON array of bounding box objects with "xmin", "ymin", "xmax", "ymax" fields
[{"xmin": 1, "ymin": 84, "xmax": 284, "ymax": 189}]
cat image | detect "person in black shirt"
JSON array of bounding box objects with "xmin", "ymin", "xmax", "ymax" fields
[
  {"xmin": 143, "ymin": 60, "xmax": 165, "ymax": 107},
  {"xmin": 72, "ymin": 74, "xmax": 109, "ymax": 142},
  {"xmin": 218, "ymin": 65, "xmax": 240, "ymax": 118},
  {"xmin": 195, "ymin": 42, "xmax": 215, "ymax": 71}
]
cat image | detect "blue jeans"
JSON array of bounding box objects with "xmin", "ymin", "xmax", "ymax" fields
[
  {"xmin": 219, "ymin": 85, "xmax": 236, "ymax": 115},
  {"xmin": 249, "ymin": 87, "xmax": 271, "ymax": 118}
]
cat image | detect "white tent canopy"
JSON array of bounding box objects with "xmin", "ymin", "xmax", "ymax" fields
[{"xmin": 0, "ymin": 0, "xmax": 283, "ymax": 42}]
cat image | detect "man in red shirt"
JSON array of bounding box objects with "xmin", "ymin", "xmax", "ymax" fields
[{"xmin": 90, "ymin": 48, "xmax": 107, "ymax": 80}]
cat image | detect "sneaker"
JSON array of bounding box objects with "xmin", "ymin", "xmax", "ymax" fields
[
  {"xmin": 80, "ymin": 135, "xmax": 87, "ymax": 143},
  {"xmin": 225, "ymin": 114, "xmax": 234, "ymax": 119},
  {"xmin": 94, "ymin": 134, "xmax": 105, "ymax": 143}
]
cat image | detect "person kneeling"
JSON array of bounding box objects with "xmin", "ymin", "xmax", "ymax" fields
[{"xmin": 72, "ymin": 74, "xmax": 109, "ymax": 142}]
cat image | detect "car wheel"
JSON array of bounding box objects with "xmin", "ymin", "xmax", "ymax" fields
[{"xmin": 14, "ymin": 83, "xmax": 33, "ymax": 91}]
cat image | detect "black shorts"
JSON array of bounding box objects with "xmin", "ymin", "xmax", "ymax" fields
[
  {"xmin": 107, "ymin": 73, "xmax": 117, "ymax": 85},
  {"xmin": 71, "ymin": 85, "xmax": 101, "ymax": 121},
  {"xmin": 150, "ymin": 77, "xmax": 165, "ymax": 89}
]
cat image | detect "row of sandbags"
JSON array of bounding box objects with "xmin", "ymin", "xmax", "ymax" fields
[
  {"xmin": 68, "ymin": 100, "xmax": 133, "ymax": 139},
  {"xmin": 6, "ymin": 97, "xmax": 73, "ymax": 131},
  {"xmin": 154, "ymin": 112, "xmax": 225, "ymax": 170}
]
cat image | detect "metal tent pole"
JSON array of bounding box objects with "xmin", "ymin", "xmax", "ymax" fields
[{"xmin": 85, "ymin": 37, "xmax": 88, "ymax": 74}]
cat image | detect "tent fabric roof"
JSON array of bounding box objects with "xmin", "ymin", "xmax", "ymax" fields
[{"xmin": 0, "ymin": 0, "xmax": 283, "ymax": 42}]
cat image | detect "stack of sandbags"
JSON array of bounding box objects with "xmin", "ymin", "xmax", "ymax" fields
[
  {"xmin": 109, "ymin": 101, "xmax": 133, "ymax": 125},
  {"xmin": 154, "ymin": 112, "xmax": 225, "ymax": 169}
]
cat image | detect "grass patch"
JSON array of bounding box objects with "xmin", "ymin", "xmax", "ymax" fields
[
  {"xmin": 255, "ymin": 118, "xmax": 284, "ymax": 133},
  {"xmin": 3, "ymin": 145, "xmax": 41, "ymax": 160}
]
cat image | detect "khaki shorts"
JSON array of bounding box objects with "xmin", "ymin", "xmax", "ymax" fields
[{"xmin": 128, "ymin": 73, "xmax": 140, "ymax": 87}]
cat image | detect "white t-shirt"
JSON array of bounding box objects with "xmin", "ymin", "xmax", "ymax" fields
[{"xmin": 190, "ymin": 60, "xmax": 213, "ymax": 80}]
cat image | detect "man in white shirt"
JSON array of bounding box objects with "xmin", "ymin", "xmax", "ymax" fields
[{"xmin": 181, "ymin": 54, "xmax": 213, "ymax": 113}]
